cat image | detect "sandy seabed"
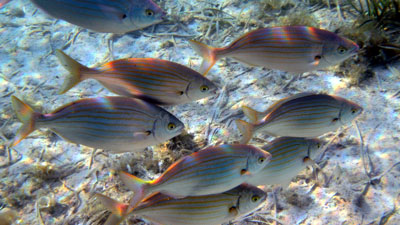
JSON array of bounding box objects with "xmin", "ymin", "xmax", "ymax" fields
[{"xmin": 0, "ymin": 0, "xmax": 399, "ymax": 224}]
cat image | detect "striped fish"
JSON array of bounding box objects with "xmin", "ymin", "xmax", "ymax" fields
[
  {"xmin": 118, "ymin": 144, "xmax": 271, "ymax": 209},
  {"xmin": 247, "ymin": 137, "xmax": 322, "ymax": 187},
  {"xmin": 189, "ymin": 26, "xmax": 359, "ymax": 75},
  {"xmin": 96, "ymin": 183, "xmax": 267, "ymax": 225},
  {"xmin": 10, "ymin": 96, "xmax": 184, "ymax": 153},
  {"xmin": 0, "ymin": 0, "xmax": 10, "ymax": 8},
  {"xmin": 28, "ymin": 0, "xmax": 165, "ymax": 33},
  {"xmin": 236, "ymin": 93, "xmax": 363, "ymax": 144},
  {"xmin": 56, "ymin": 50, "xmax": 218, "ymax": 105}
]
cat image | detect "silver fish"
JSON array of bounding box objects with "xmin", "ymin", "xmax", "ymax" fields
[
  {"xmin": 236, "ymin": 93, "xmax": 363, "ymax": 143},
  {"xmin": 56, "ymin": 50, "xmax": 218, "ymax": 105},
  {"xmin": 118, "ymin": 144, "xmax": 271, "ymax": 209},
  {"xmin": 96, "ymin": 183, "xmax": 267, "ymax": 225},
  {"xmin": 247, "ymin": 137, "xmax": 322, "ymax": 187},
  {"xmin": 10, "ymin": 96, "xmax": 184, "ymax": 153},
  {"xmin": 189, "ymin": 26, "xmax": 359, "ymax": 75},
  {"xmin": 30, "ymin": 0, "xmax": 165, "ymax": 33}
]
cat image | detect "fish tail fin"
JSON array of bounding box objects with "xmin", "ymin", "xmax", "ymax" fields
[
  {"xmin": 10, "ymin": 96, "xmax": 39, "ymax": 147},
  {"xmin": 235, "ymin": 119, "xmax": 254, "ymax": 144},
  {"xmin": 96, "ymin": 193, "xmax": 130, "ymax": 225},
  {"xmin": 188, "ymin": 40, "xmax": 218, "ymax": 76},
  {"xmin": 242, "ymin": 106, "xmax": 264, "ymax": 123},
  {"xmin": 119, "ymin": 171, "xmax": 150, "ymax": 210},
  {"xmin": 56, "ymin": 49, "xmax": 91, "ymax": 94}
]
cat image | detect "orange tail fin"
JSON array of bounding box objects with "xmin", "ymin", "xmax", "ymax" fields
[
  {"xmin": 189, "ymin": 40, "xmax": 218, "ymax": 76},
  {"xmin": 235, "ymin": 119, "xmax": 254, "ymax": 144},
  {"xmin": 10, "ymin": 96, "xmax": 39, "ymax": 147},
  {"xmin": 96, "ymin": 193, "xmax": 130, "ymax": 225},
  {"xmin": 56, "ymin": 49, "xmax": 95, "ymax": 94},
  {"xmin": 119, "ymin": 171, "xmax": 151, "ymax": 210}
]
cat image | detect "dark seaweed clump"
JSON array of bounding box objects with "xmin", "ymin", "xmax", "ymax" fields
[{"xmin": 339, "ymin": 0, "xmax": 400, "ymax": 85}]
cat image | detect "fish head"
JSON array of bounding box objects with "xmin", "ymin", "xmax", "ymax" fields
[
  {"xmin": 307, "ymin": 138, "xmax": 323, "ymax": 159},
  {"xmin": 319, "ymin": 33, "xmax": 359, "ymax": 68},
  {"xmin": 245, "ymin": 145, "xmax": 272, "ymax": 174},
  {"xmin": 153, "ymin": 112, "xmax": 184, "ymax": 142},
  {"xmin": 337, "ymin": 97, "xmax": 363, "ymax": 124},
  {"xmin": 186, "ymin": 76, "xmax": 219, "ymax": 101},
  {"xmin": 235, "ymin": 184, "xmax": 266, "ymax": 215},
  {"xmin": 128, "ymin": 0, "xmax": 165, "ymax": 29}
]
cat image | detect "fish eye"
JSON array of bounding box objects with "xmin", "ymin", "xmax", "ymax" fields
[
  {"xmin": 351, "ymin": 108, "xmax": 358, "ymax": 114},
  {"xmin": 145, "ymin": 9, "xmax": 154, "ymax": 16},
  {"xmin": 258, "ymin": 157, "xmax": 265, "ymax": 164},
  {"xmin": 317, "ymin": 143, "xmax": 321, "ymax": 148},
  {"xmin": 337, "ymin": 46, "xmax": 348, "ymax": 54},
  {"xmin": 251, "ymin": 195, "xmax": 260, "ymax": 202},
  {"xmin": 167, "ymin": 123, "xmax": 176, "ymax": 130},
  {"xmin": 200, "ymin": 85, "xmax": 209, "ymax": 92}
]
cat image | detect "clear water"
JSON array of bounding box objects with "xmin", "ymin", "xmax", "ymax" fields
[{"xmin": 0, "ymin": 0, "xmax": 399, "ymax": 224}]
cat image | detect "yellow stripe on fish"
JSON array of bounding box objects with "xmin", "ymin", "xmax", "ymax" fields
[
  {"xmin": 247, "ymin": 137, "xmax": 322, "ymax": 187},
  {"xmin": 236, "ymin": 93, "xmax": 363, "ymax": 144},
  {"xmin": 10, "ymin": 96, "xmax": 184, "ymax": 153},
  {"xmin": 189, "ymin": 26, "xmax": 359, "ymax": 75},
  {"xmin": 56, "ymin": 50, "xmax": 218, "ymax": 105},
  {"xmin": 96, "ymin": 184, "xmax": 267, "ymax": 225},
  {"xmin": 117, "ymin": 144, "xmax": 271, "ymax": 209}
]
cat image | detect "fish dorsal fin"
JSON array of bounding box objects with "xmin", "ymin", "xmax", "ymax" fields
[{"xmin": 263, "ymin": 92, "xmax": 316, "ymax": 118}]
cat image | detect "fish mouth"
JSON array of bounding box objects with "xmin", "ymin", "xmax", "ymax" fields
[
  {"xmin": 350, "ymin": 44, "xmax": 360, "ymax": 55},
  {"xmin": 161, "ymin": 11, "xmax": 168, "ymax": 21}
]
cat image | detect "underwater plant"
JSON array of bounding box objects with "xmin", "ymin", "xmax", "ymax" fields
[
  {"xmin": 348, "ymin": 0, "xmax": 400, "ymax": 63},
  {"xmin": 334, "ymin": 0, "xmax": 400, "ymax": 85}
]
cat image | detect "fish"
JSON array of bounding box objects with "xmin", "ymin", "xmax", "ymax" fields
[
  {"xmin": 27, "ymin": 0, "xmax": 165, "ymax": 33},
  {"xmin": 10, "ymin": 96, "xmax": 184, "ymax": 153},
  {"xmin": 236, "ymin": 93, "xmax": 363, "ymax": 144},
  {"xmin": 118, "ymin": 144, "xmax": 271, "ymax": 209},
  {"xmin": 0, "ymin": 0, "xmax": 10, "ymax": 8},
  {"xmin": 96, "ymin": 183, "xmax": 267, "ymax": 225},
  {"xmin": 246, "ymin": 137, "xmax": 322, "ymax": 187},
  {"xmin": 189, "ymin": 26, "xmax": 359, "ymax": 75},
  {"xmin": 56, "ymin": 50, "xmax": 218, "ymax": 105}
]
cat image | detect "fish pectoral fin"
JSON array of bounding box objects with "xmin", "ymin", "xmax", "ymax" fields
[
  {"xmin": 171, "ymin": 90, "xmax": 185, "ymax": 96},
  {"xmin": 132, "ymin": 131, "xmax": 152, "ymax": 138},
  {"xmin": 228, "ymin": 206, "xmax": 239, "ymax": 217},
  {"xmin": 303, "ymin": 156, "xmax": 318, "ymax": 168},
  {"xmin": 240, "ymin": 169, "xmax": 251, "ymax": 176},
  {"xmin": 311, "ymin": 55, "xmax": 321, "ymax": 66}
]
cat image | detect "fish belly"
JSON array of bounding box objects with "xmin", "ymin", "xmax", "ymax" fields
[
  {"xmin": 260, "ymin": 118, "xmax": 341, "ymax": 137},
  {"xmin": 49, "ymin": 126, "xmax": 155, "ymax": 153},
  {"xmin": 138, "ymin": 200, "xmax": 232, "ymax": 225},
  {"xmin": 230, "ymin": 51, "xmax": 316, "ymax": 73},
  {"xmin": 248, "ymin": 162, "xmax": 305, "ymax": 186}
]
